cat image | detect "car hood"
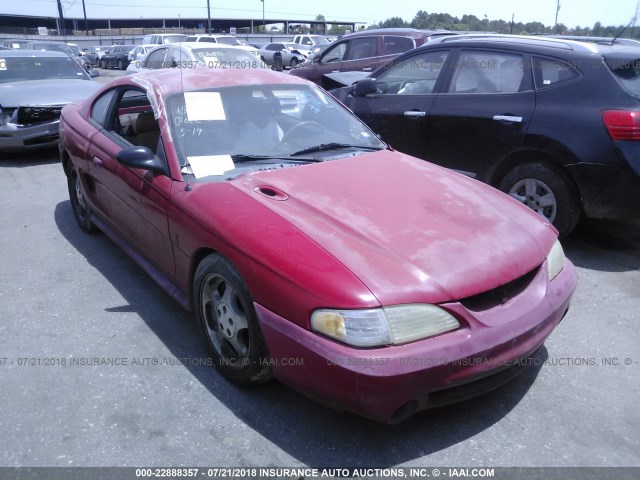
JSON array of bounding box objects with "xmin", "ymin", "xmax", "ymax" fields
[
  {"xmin": 232, "ymin": 151, "xmax": 557, "ymax": 305},
  {"xmin": 0, "ymin": 79, "xmax": 99, "ymax": 107}
]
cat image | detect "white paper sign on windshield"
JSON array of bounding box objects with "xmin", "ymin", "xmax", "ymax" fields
[
  {"xmin": 184, "ymin": 91, "xmax": 225, "ymax": 121},
  {"xmin": 187, "ymin": 155, "xmax": 235, "ymax": 178}
]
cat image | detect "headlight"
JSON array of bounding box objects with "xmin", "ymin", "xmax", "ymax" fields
[
  {"xmin": 547, "ymin": 239, "xmax": 566, "ymax": 281},
  {"xmin": 311, "ymin": 304, "xmax": 460, "ymax": 347}
]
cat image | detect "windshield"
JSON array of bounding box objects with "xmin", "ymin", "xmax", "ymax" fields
[
  {"xmin": 31, "ymin": 43, "xmax": 73, "ymax": 55},
  {"xmin": 0, "ymin": 56, "xmax": 89, "ymax": 83},
  {"xmin": 162, "ymin": 35, "xmax": 187, "ymax": 44},
  {"xmin": 216, "ymin": 37, "xmax": 242, "ymax": 46},
  {"xmin": 609, "ymin": 60, "xmax": 640, "ymax": 97},
  {"xmin": 164, "ymin": 83, "xmax": 385, "ymax": 180}
]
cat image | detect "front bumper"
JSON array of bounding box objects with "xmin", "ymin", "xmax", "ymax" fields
[
  {"xmin": 0, "ymin": 120, "xmax": 60, "ymax": 152},
  {"xmin": 256, "ymin": 259, "xmax": 577, "ymax": 424}
]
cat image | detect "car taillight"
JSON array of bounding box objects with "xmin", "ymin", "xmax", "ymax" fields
[{"xmin": 602, "ymin": 110, "xmax": 640, "ymax": 141}]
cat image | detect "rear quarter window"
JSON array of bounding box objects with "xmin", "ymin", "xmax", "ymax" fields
[
  {"xmin": 533, "ymin": 57, "xmax": 580, "ymax": 89},
  {"xmin": 383, "ymin": 36, "xmax": 415, "ymax": 56}
]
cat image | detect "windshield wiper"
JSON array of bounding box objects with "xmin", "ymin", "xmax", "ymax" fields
[
  {"xmin": 231, "ymin": 154, "xmax": 322, "ymax": 163},
  {"xmin": 290, "ymin": 143, "xmax": 383, "ymax": 156}
]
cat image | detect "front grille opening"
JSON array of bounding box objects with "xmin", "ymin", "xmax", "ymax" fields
[{"xmin": 460, "ymin": 266, "xmax": 540, "ymax": 312}]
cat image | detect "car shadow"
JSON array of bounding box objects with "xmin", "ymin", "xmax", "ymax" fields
[
  {"xmin": 0, "ymin": 149, "xmax": 60, "ymax": 167},
  {"xmin": 564, "ymin": 219, "xmax": 640, "ymax": 273},
  {"xmin": 55, "ymin": 200, "xmax": 545, "ymax": 467}
]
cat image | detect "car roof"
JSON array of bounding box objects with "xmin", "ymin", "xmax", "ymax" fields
[
  {"xmin": 160, "ymin": 42, "xmax": 241, "ymax": 50},
  {"xmin": 128, "ymin": 67, "xmax": 308, "ymax": 97},
  {"xmin": 0, "ymin": 50, "xmax": 70, "ymax": 58},
  {"xmin": 416, "ymin": 34, "xmax": 616, "ymax": 53},
  {"xmin": 346, "ymin": 28, "xmax": 451, "ymax": 39}
]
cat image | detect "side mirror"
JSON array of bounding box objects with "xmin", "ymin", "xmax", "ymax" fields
[
  {"xmin": 88, "ymin": 69, "xmax": 100, "ymax": 78},
  {"xmin": 353, "ymin": 78, "xmax": 377, "ymax": 97},
  {"xmin": 116, "ymin": 146, "xmax": 167, "ymax": 175}
]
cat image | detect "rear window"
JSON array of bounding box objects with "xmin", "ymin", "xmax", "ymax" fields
[{"xmin": 607, "ymin": 59, "xmax": 640, "ymax": 97}]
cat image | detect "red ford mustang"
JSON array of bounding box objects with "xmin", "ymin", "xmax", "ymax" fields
[{"xmin": 59, "ymin": 68, "xmax": 577, "ymax": 424}]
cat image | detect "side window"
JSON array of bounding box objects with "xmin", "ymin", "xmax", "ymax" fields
[
  {"xmin": 383, "ymin": 36, "xmax": 415, "ymax": 56},
  {"xmin": 302, "ymin": 36, "xmax": 312, "ymax": 46},
  {"xmin": 145, "ymin": 48, "xmax": 168, "ymax": 69},
  {"xmin": 164, "ymin": 48, "xmax": 183, "ymax": 68},
  {"xmin": 533, "ymin": 57, "xmax": 579, "ymax": 88},
  {"xmin": 449, "ymin": 51, "xmax": 525, "ymax": 94},
  {"xmin": 109, "ymin": 89, "xmax": 162, "ymax": 155},
  {"xmin": 344, "ymin": 37, "xmax": 378, "ymax": 61},
  {"xmin": 320, "ymin": 42, "xmax": 347, "ymax": 64},
  {"xmin": 376, "ymin": 50, "xmax": 450, "ymax": 95},
  {"xmin": 90, "ymin": 89, "xmax": 117, "ymax": 126}
]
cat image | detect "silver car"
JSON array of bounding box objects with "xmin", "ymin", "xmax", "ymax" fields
[
  {"xmin": 258, "ymin": 42, "xmax": 307, "ymax": 68},
  {"xmin": 0, "ymin": 51, "xmax": 100, "ymax": 152},
  {"xmin": 126, "ymin": 42, "xmax": 267, "ymax": 74}
]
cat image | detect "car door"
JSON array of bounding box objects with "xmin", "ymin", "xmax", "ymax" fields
[
  {"xmin": 425, "ymin": 49, "xmax": 535, "ymax": 179},
  {"xmin": 311, "ymin": 40, "xmax": 348, "ymax": 83},
  {"xmin": 87, "ymin": 87, "xmax": 175, "ymax": 276},
  {"xmin": 340, "ymin": 36, "xmax": 380, "ymax": 74},
  {"xmin": 345, "ymin": 49, "xmax": 452, "ymax": 157},
  {"xmin": 262, "ymin": 43, "xmax": 280, "ymax": 63}
]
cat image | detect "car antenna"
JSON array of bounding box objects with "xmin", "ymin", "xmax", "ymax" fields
[{"xmin": 611, "ymin": 5, "xmax": 638, "ymax": 45}]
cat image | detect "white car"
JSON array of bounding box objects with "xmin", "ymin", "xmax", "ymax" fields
[
  {"xmin": 126, "ymin": 42, "xmax": 267, "ymax": 74},
  {"xmin": 185, "ymin": 35, "xmax": 260, "ymax": 57}
]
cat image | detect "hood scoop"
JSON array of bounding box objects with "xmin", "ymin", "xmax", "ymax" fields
[{"xmin": 253, "ymin": 185, "xmax": 289, "ymax": 201}]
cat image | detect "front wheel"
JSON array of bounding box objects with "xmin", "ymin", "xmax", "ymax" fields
[
  {"xmin": 118, "ymin": 59, "xmax": 123, "ymax": 70},
  {"xmin": 68, "ymin": 170, "xmax": 97, "ymax": 233},
  {"xmin": 193, "ymin": 254, "xmax": 272, "ymax": 386},
  {"xmin": 290, "ymin": 57, "xmax": 299, "ymax": 68},
  {"xmin": 499, "ymin": 162, "xmax": 581, "ymax": 238}
]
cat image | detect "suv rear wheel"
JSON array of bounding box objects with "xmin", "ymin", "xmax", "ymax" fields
[{"xmin": 499, "ymin": 162, "xmax": 581, "ymax": 238}]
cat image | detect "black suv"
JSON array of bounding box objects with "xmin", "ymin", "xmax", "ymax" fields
[{"xmin": 332, "ymin": 35, "xmax": 640, "ymax": 237}]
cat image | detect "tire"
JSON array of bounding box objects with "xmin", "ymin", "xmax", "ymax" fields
[
  {"xmin": 290, "ymin": 57, "xmax": 299, "ymax": 68},
  {"xmin": 193, "ymin": 254, "xmax": 272, "ymax": 386},
  {"xmin": 101, "ymin": 59, "xmax": 106, "ymax": 69},
  {"xmin": 68, "ymin": 170, "xmax": 98, "ymax": 234},
  {"xmin": 118, "ymin": 59, "xmax": 123, "ymax": 70},
  {"xmin": 499, "ymin": 162, "xmax": 581, "ymax": 238}
]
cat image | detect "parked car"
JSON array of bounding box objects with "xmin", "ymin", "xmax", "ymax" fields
[
  {"xmin": 100, "ymin": 45, "xmax": 135, "ymax": 69},
  {"xmin": 83, "ymin": 45, "xmax": 112, "ymax": 66},
  {"xmin": 304, "ymin": 42, "xmax": 331, "ymax": 63},
  {"xmin": 128, "ymin": 44, "xmax": 155, "ymax": 63},
  {"xmin": 185, "ymin": 35, "xmax": 259, "ymax": 57},
  {"xmin": 0, "ymin": 50, "xmax": 100, "ymax": 152},
  {"xmin": 292, "ymin": 34, "xmax": 331, "ymax": 48},
  {"xmin": 125, "ymin": 42, "xmax": 267, "ymax": 74},
  {"xmin": 289, "ymin": 28, "xmax": 452, "ymax": 88},
  {"xmin": 331, "ymin": 35, "xmax": 640, "ymax": 237},
  {"xmin": 142, "ymin": 34, "xmax": 188, "ymax": 45},
  {"xmin": 258, "ymin": 42, "xmax": 307, "ymax": 68},
  {"xmin": 59, "ymin": 67, "xmax": 576, "ymax": 424},
  {"xmin": 24, "ymin": 41, "xmax": 91, "ymax": 72}
]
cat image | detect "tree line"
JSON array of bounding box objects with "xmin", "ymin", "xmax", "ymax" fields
[{"xmin": 372, "ymin": 10, "xmax": 637, "ymax": 38}]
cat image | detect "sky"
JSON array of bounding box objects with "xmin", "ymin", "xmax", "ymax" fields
[{"xmin": 5, "ymin": 0, "xmax": 640, "ymax": 28}]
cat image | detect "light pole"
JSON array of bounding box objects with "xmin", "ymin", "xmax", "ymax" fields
[
  {"xmin": 260, "ymin": 0, "xmax": 265, "ymax": 30},
  {"xmin": 81, "ymin": 0, "xmax": 88, "ymax": 35},
  {"xmin": 207, "ymin": 0, "xmax": 211, "ymax": 34}
]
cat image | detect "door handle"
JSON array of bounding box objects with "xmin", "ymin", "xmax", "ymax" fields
[
  {"xmin": 363, "ymin": 67, "xmax": 372, "ymax": 71},
  {"xmin": 404, "ymin": 111, "xmax": 426, "ymax": 117},
  {"xmin": 93, "ymin": 156, "xmax": 103, "ymax": 167},
  {"xmin": 493, "ymin": 115, "xmax": 522, "ymax": 123}
]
